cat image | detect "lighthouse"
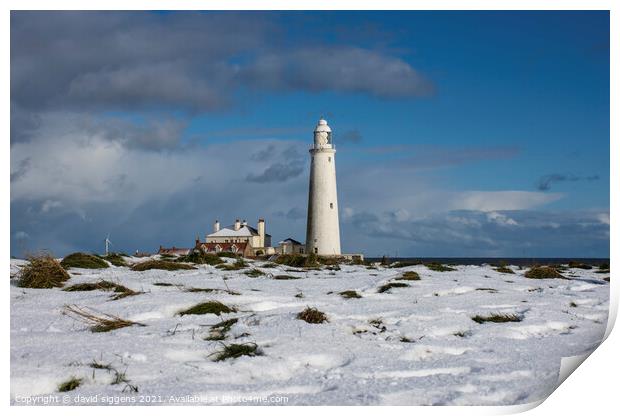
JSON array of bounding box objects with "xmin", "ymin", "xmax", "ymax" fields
[{"xmin": 306, "ymin": 119, "xmax": 341, "ymax": 255}]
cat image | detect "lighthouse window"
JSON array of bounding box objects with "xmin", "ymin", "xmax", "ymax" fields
[
  {"xmin": 328, "ymin": 157, "xmax": 331, "ymax": 162},
  {"xmin": 330, "ymin": 203, "xmax": 334, "ymax": 209},
  {"xmin": 314, "ymin": 248, "xmax": 318, "ymax": 254}
]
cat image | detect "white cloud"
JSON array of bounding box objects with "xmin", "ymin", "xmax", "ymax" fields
[{"xmin": 454, "ymin": 191, "xmax": 563, "ymax": 212}]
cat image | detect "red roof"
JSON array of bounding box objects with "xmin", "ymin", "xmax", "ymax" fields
[{"xmin": 197, "ymin": 242, "xmax": 248, "ymax": 253}]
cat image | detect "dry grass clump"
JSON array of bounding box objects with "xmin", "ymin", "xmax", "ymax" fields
[
  {"xmin": 17, "ymin": 254, "xmax": 71, "ymax": 289},
  {"xmin": 568, "ymin": 261, "xmax": 592, "ymax": 270},
  {"xmin": 425, "ymin": 262, "xmax": 456, "ymax": 272},
  {"xmin": 275, "ymin": 254, "xmax": 319, "ymax": 268},
  {"xmin": 395, "ymin": 271, "xmax": 420, "ymax": 281},
  {"xmin": 388, "ymin": 260, "xmax": 422, "ymax": 268},
  {"xmin": 377, "ymin": 282, "xmax": 409, "ymax": 293},
  {"xmin": 216, "ymin": 258, "xmax": 248, "ymax": 271},
  {"xmin": 62, "ymin": 305, "xmax": 144, "ymax": 332},
  {"xmin": 524, "ymin": 266, "xmax": 565, "ymax": 279},
  {"xmin": 131, "ymin": 260, "xmax": 195, "ymax": 271},
  {"xmin": 178, "ymin": 301, "xmax": 236, "ymax": 316},
  {"xmin": 495, "ymin": 266, "xmax": 515, "ymax": 274},
  {"xmin": 211, "ymin": 343, "xmax": 261, "ymax": 361},
  {"xmin": 61, "ymin": 253, "xmax": 109, "ymax": 269},
  {"xmin": 177, "ymin": 251, "xmax": 224, "ymax": 265},
  {"xmin": 205, "ymin": 318, "xmax": 238, "ymax": 341},
  {"xmin": 63, "ymin": 280, "xmax": 140, "ymax": 300},
  {"xmin": 244, "ymin": 268, "xmax": 265, "ymax": 277},
  {"xmin": 102, "ymin": 253, "xmax": 128, "ymax": 267},
  {"xmin": 297, "ymin": 307, "xmax": 328, "ymax": 324},
  {"xmin": 339, "ymin": 290, "xmax": 362, "ymax": 299},
  {"xmin": 273, "ymin": 274, "xmax": 301, "ymax": 280},
  {"xmin": 471, "ymin": 313, "xmax": 523, "ymax": 324},
  {"xmin": 58, "ymin": 376, "xmax": 82, "ymax": 392}
]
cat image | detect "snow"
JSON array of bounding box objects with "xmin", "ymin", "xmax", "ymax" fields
[{"xmin": 10, "ymin": 258, "xmax": 609, "ymax": 405}]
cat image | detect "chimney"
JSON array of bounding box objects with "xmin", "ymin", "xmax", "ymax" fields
[
  {"xmin": 242, "ymin": 219, "xmax": 248, "ymax": 226},
  {"xmin": 258, "ymin": 218, "xmax": 265, "ymax": 248},
  {"xmin": 234, "ymin": 219, "xmax": 241, "ymax": 231},
  {"xmin": 213, "ymin": 220, "xmax": 220, "ymax": 233}
]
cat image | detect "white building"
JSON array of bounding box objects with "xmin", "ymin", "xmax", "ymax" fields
[
  {"xmin": 197, "ymin": 218, "xmax": 274, "ymax": 256},
  {"xmin": 305, "ymin": 119, "xmax": 342, "ymax": 255}
]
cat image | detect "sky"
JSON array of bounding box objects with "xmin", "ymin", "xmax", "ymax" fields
[{"xmin": 10, "ymin": 10, "xmax": 610, "ymax": 258}]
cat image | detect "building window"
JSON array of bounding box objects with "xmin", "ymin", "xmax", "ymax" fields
[
  {"xmin": 330, "ymin": 203, "xmax": 334, "ymax": 209},
  {"xmin": 314, "ymin": 247, "xmax": 318, "ymax": 254}
]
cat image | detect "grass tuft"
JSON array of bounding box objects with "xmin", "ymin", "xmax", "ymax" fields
[
  {"xmin": 178, "ymin": 301, "xmax": 236, "ymax": 316},
  {"xmin": 524, "ymin": 266, "xmax": 565, "ymax": 279},
  {"xmin": 275, "ymin": 254, "xmax": 319, "ymax": 268},
  {"xmin": 63, "ymin": 280, "xmax": 139, "ymax": 300},
  {"xmin": 395, "ymin": 271, "xmax": 420, "ymax": 281},
  {"xmin": 177, "ymin": 251, "xmax": 224, "ymax": 265},
  {"xmin": 495, "ymin": 266, "xmax": 515, "ymax": 274},
  {"xmin": 377, "ymin": 282, "xmax": 409, "ymax": 293},
  {"xmin": 339, "ymin": 290, "xmax": 362, "ymax": 299},
  {"xmin": 244, "ymin": 268, "xmax": 265, "ymax": 277},
  {"xmin": 17, "ymin": 253, "xmax": 71, "ymax": 289},
  {"xmin": 102, "ymin": 253, "xmax": 128, "ymax": 267},
  {"xmin": 388, "ymin": 260, "xmax": 422, "ymax": 268},
  {"xmin": 62, "ymin": 305, "xmax": 144, "ymax": 332},
  {"xmin": 425, "ymin": 262, "xmax": 456, "ymax": 272},
  {"xmin": 273, "ymin": 274, "xmax": 301, "ymax": 280},
  {"xmin": 58, "ymin": 376, "xmax": 82, "ymax": 392},
  {"xmin": 471, "ymin": 313, "xmax": 522, "ymax": 324},
  {"xmin": 61, "ymin": 253, "xmax": 109, "ymax": 269},
  {"xmin": 205, "ymin": 318, "xmax": 238, "ymax": 341},
  {"xmin": 297, "ymin": 307, "xmax": 328, "ymax": 324},
  {"xmin": 568, "ymin": 261, "xmax": 592, "ymax": 270},
  {"xmin": 211, "ymin": 343, "xmax": 261, "ymax": 361},
  {"xmin": 131, "ymin": 260, "xmax": 195, "ymax": 271},
  {"xmin": 216, "ymin": 258, "xmax": 248, "ymax": 271}
]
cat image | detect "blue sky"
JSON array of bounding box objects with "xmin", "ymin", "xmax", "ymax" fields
[{"xmin": 10, "ymin": 11, "xmax": 610, "ymax": 257}]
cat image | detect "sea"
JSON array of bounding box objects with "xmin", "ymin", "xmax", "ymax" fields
[{"xmin": 365, "ymin": 257, "xmax": 610, "ymax": 266}]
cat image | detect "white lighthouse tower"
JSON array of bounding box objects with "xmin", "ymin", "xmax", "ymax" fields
[{"xmin": 306, "ymin": 119, "xmax": 341, "ymax": 255}]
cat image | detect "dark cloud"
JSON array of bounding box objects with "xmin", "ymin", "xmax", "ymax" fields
[
  {"xmin": 274, "ymin": 207, "xmax": 306, "ymax": 220},
  {"xmin": 246, "ymin": 161, "xmax": 304, "ymax": 183},
  {"xmin": 537, "ymin": 173, "xmax": 600, "ymax": 191},
  {"xmin": 339, "ymin": 129, "xmax": 362, "ymax": 144},
  {"xmin": 10, "ymin": 157, "xmax": 30, "ymax": 182}
]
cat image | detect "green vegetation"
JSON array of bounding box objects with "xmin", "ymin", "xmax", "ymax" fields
[
  {"xmin": 61, "ymin": 252, "xmax": 109, "ymax": 269},
  {"xmin": 471, "ymin": 313, "xmax": 522, "ymax": 324},
  {"xmin": 212, "ymin": 343, "xmax": 261, "ymax": 361},
  {"xmin": 17, "ymin": 253, "xmax": 71, "ymax": 289},
  {"xmin": 58, "ymin": 377, "xmax": 82, "ymax": 392},
  {"xmin": 244, "ymin": 268, "xmax": 265, "ymax": 277},
  {"xmin": 339, "ymin": 290, "xmax": 362, "ymax": 299},
  {"xmin": 425, "ymin": 262, "xmax": 456, "ymax": 272},
  {"xmin": 297, "ymin": 307, "xmax": 328, "ymax": 324},
  {"xmin": 377, "ymin": 282, "xmax": 409, "ymax": 293},
  {"xmin": 178, "ymin": 301, "xmax": 236, "ymax": 316},
  {"xmin": 395, "ymin": 271, "xmax": 420, "ymax": 281},
  {"xmin": 102, "ymin": 253, "xmax": 128, "ymax": 267},
  {"xmin": 260, "ymin": 262, "xmax": 278, "ymax": 268},
  {"xmin": 131, "ymin": 260, "xmax": 195, "ymax": 271},
  {"xmin": 275, "ymin": 253, "xmax": 319, "ymax": 268},
  {"xmin": 568, "ymin": 261, "xmax": 592, "ymax": 270},
  {"xmin": 495, "ymin": 266, "xmax": 515, "ymax": 274},
  {"xmin": 205, "ymin": 318, "xmax": 238, "ymax": 341},
  {"xmin": 62, "ymin": 305, "xmax": 144, "ymax": 332},
  {"xmin": 524, "ymin": 266, "xmax": 565, "ymax": 279},
  {"xmin": 216, "ymin": 251, "xmax": 240, "ymax": 258},
  {"xmin": 153, "ymin": 282, "xmax": 174, "ymax": 286},
  {"xmin": 177, "ymin": 251, "xmax": 224, "ymax": 265},
  {"xmin": 216, "ymin": 258, "xmax": 248, "ymax": 271},
  {"xmin": 63, "ymin": 280, "xmax": 139, "ymax": 300},
  {"xmin": 388, "ymin": 260, "xmax": 422, "ymax": 268}
]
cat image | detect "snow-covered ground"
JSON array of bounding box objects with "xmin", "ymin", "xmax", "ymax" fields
[{"xmin": 10, "ymin": 257, "xmax": 609, "ymax": 405}]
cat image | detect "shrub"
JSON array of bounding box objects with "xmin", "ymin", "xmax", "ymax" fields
[
  {"xmin": 17, "ymin": 254, "xmax": 71, "ymax": 288},
  {"xmin": 61, "ymin": 253, "xmax": 109, "ymax": 269},
  {"xmin": 524, "ymin": 266, "xmax": 565, "ymax": 279},
  {"xmin": 339, "ymin": 290, "xmax": 362, "ymax": 299},
  {"xmin": 273, "ymin": 274, "xmax": 300, "ymax": 280},
  {"xmin": 244, "ymin": 268, "xmax": 265, "ymax": 277},
  {"xmin": 297, "ymin": 307, "xmax": 328, "ymax": 324},
  {"xmin": 388, "ymin": 260, "xmax": 422, "ymax": 268},
  {"xmin": 58, "ymin": 377, "xmax": 82, "ymax": 392},
  {"xmin": 216, "ymin": 251, "xmax": 240, "ymax": 258},
  {"xmin": 215, "ymin": 258, "xmax": 247, "ymax": 271},
  {"xmin": 211, "ymin": 343, "xmax": 261, "ymax": 361},
  {"xmin": 131, "ymin": 260, "xmax": 195, "ymax": 271},
  {"xmin": 377, "ymin": 282, "xmax": 409, "ymax": 293},
  {"xmin": 425, "ymin": 262, "xmax": 456, "ymax": 272},
  {"xmin": 471, "ymin": 313, "xmax": 522, "ymax": 324},
  {"xmin": 63, "ymin": 280, "xmax": 139, "ymax": 300},
  {"xmin": 102, "ymin": 253, "xmax": 128, "ymax": 267},
  {"xmin": 395, "ymin": 271, "xmax": 420, "ymax": 281},
  {"xmin": 495, "ymin": 266, "xmax": 515, "ymax": 274},
  {"xmin": 178, "ymin": 301, "xmax": 236, "ymax": 316},
  {"xmin": 568, "ymin": 261, "xmax": 592, "ymax": 270},
  {"xmin": 177, "ymin": 251, "xmax": 224, "ymax": 265},
  {"xmin": 275, "ymin": 254, "xmax": 318, "ymax": 268},
  {"xmin": 62, "ymin": 305, "xmax": 144, "ymax": 332}
]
